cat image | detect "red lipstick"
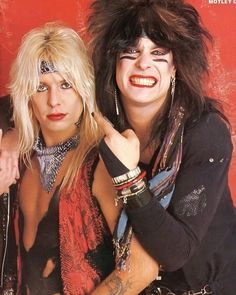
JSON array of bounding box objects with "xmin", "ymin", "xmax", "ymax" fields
[{"xmin": 47, "ymin": 113, "xmax": 66, "ymax": 121}]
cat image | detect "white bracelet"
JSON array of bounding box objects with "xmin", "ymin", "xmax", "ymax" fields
[{"xmin": 112, "ymin": 166, "xmax": 141, "ymax": 185}]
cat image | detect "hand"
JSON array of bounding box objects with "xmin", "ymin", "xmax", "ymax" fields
[
  {"xmin": 92, "ymin": 112, "xmax": 140, "ymax": 170},
  {"xmin": 0, "ymin": 129, "xmax": 20, "ymax": 195}
]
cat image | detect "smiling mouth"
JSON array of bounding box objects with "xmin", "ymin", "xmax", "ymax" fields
[{"xmin": 129, "ymin": 76, "xmax": 157, "ymax": 88}]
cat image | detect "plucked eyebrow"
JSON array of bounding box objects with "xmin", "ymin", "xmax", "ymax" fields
[
  {"xmin": 119, "ymin": 47, "xmax": 170, "ymax": 62},
  {"xmin": 152, "ymin": 57, "xmax": 168, "ymax": 63},
  {"xmin": 38, "ymin": 78, "xmax": 68, "ymax": 84}
]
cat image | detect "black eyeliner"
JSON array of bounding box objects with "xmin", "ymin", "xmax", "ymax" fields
[{"xmin": 119, "ymin": 56, "xmax": 136, "ymax": 60}]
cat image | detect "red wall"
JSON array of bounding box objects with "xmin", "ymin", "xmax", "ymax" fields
[{"xmin": 0, "ymin": 0, "xmax": 235, "ymax": 203}]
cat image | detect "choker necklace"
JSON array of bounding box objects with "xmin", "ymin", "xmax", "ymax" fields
[{"xmin": 33, "ymin": 134, "xmax": 79, "ymax": 193}]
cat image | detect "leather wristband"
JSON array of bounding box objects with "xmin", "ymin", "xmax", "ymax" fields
[
  {"xmin": 99, "ymin": 138, "xmax": 129, "ymax": 177},
  {"xmin": 125, "ymin": 187, "xmax": 153, "ymax": 209}
]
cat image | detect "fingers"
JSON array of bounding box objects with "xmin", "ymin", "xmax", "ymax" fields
[
  {"xmin": 92, "ymin": 112, "xmax": 118, "ymax": 137},
  {"xmin": 0, "ymin": 149, "xmax": 19, "ymax": 194},
  {"xmin": 122, "ymin": 129, "xmax": 140, "ymax": 156},
  {"xmin": 0, "ymin": 130, "xmax": 20, "ymax": 194},
  {"xmin": 92, "ymin": 112, "xmax": 137, "ymax": 142},
  {"xmin": 1, "ymin": 129, "xmax": 19, "ymax": 156},
  {"xmin": 92, "ymin": 112, "xmax": 140, "ymax": 170},
  {"xmin": 122, "ymin": 129, "xmax": 140, "ymax": 146},
  {"xmin": 0, "ymin": 129, "xmax": 2, "ymax": 147}
]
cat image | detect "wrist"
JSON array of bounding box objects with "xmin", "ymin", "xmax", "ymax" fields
[
  {"xmin": 125, "ymin": 187, "xmax": 153, "ymax": 209},
  {"xmin": 112, "ymin": 167, "xmax": 141, "ymax": 185},
  {"xmin": 112, "ymin": 167, "xmax": 153, "ymax": 208}
]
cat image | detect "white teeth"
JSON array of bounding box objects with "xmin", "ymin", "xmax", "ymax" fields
[{"xmin": 130, "ymin": 77, "xmax": 156, "ymax": 86}]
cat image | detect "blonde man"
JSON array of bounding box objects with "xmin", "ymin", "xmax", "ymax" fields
[{"xmin": 4, "ymin": 23, "xmax": 157, "ymax": 295}]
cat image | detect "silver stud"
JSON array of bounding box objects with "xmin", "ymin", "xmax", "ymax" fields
[{"xmin": 209, "ymin": 158, "xmax": 214, "ymax": 163}]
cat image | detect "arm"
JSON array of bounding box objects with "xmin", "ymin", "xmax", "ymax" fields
[
  {"xmin": 126, "ymin": 113, "xmax": 233, "ymax": 270},
  {"xmin": 91, "ymin": 237, "xmax": 158, "ymax": 295},
  {"xmin": 93, "ymin": 112, "xmax": 234, "ymax": 271},
  {"xmin": 92, "ymin": 159, "xmax": 159, "ymax": 294}
]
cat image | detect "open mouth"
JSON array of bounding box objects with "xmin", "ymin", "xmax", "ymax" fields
[{"xmin": 129, "ymin": 75, "xmax": 157, "ymax": 88}]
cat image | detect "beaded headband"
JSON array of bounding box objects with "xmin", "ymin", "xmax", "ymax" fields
[{"xmin": 40, "ymin": 60, "xmax": 57, "ymax": 74}]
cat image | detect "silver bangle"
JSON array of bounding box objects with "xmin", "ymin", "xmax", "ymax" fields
[{"xmin": 112, "ymin": 166, "xmax": 141, "ymax": 185}]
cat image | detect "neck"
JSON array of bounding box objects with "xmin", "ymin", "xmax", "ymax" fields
[
  {"xmin": 123, "ymin": 103, "xmax": 158, "ymax": 142},
  {"xmin": 41, "ymin": 130, "xmax": 78, "ymax": 147}
]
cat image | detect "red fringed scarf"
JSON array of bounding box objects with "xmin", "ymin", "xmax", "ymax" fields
[
  {"xmin": 15, "ymin": 151, "xmax": 114, "ymax": 295},
  {"xmin": 59, "ymin": 152, "xmax": 112, "ymax": 294}
]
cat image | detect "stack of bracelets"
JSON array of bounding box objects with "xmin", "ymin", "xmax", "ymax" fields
[{"xmin": 112, "ymin": 166, "xmax": 153, "ymax": 209}]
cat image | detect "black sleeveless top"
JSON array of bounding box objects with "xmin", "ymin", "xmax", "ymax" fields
[{"xmin": 19, "ymin": 187, "xmax": 63, "ymax": 295}]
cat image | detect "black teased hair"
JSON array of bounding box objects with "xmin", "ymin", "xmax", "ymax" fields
[{"xmin": 88, "ymin": 0, "xmax": 227, "ymax": 134}]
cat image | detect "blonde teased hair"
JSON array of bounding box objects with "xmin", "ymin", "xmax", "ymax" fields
[{"xmin": 9, "ymin": 22, "xmax": 102, "ymax": 189}]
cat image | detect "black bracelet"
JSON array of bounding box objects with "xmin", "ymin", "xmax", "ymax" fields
[
  {"xmin": 99, "ymin": 138, "xmax": 129, "ymax": 177},
  {"xmin": 125, "ymin": 187, "xmax": 153, "ymax": 209}
]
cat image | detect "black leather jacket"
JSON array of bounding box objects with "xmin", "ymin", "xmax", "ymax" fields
[
  {"xmin": 0, "ymin": 96, "xmax": 17, "ymax": 294},
  {"xmin": 0, "ymin": 190, "xmax": 17, "ymax": 294}
]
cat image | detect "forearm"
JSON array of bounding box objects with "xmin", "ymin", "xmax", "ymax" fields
[
  {"xmin": 91, "ymin": 238, "xmax": 159, "ymax": 295},
  {"xmin": 91, "ymin": 272, "xmax": 134, "ymax": 295}
]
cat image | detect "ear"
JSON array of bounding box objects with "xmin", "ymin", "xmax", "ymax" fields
[{"xmin": 171, "ymin": 64, "xmax": 177, "ymax": 77}]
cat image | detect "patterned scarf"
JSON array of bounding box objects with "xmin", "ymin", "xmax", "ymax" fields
[
  {"xmin": 33, "ymin": 135, "xmax": 79, "ymax": 192},
  {"xmin": 113, "ymin": 104, "xmax": 185, "ymax": 270}
]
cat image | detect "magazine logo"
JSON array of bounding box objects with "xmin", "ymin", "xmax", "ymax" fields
[{"xmin": 208, "ymin": 0, "xmax": 236, "ymax": 3}]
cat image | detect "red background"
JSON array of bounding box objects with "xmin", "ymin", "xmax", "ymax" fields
[{"xmin": 0, "ymin": 0, "xmax": 235, "ymax": 204}]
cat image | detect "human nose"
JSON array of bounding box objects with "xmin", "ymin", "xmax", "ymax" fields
[
  {"xmin": 135, "ymin": 53, "xmax": 151, "ymax": 70},
  {"xmin": 47, "ymin": 87, "xmax": 61, "ymax": 108}
]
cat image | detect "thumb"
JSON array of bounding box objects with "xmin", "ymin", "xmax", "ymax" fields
[
  {"xmin": 122, "ymin": 128, "xmax": 136, "ymax": 140},
  {"xmin": 122, "ymin": 129, "xmax": 140, "ymax": 147},
  {"xmin": 92, "ymin": 112, "xmax": 117, "ymax": 137}
]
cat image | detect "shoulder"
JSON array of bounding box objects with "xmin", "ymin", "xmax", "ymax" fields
[
  {"xmin": 0, "ymin": 95, "xmax": 11, "ymax": 107},
  {"xmin": 182, "ymin": 111, "xmax": 233, "ymax": 165},
  {"xmin": 185, "ymin": 111, "xmax": 231, "ymax": 139}
]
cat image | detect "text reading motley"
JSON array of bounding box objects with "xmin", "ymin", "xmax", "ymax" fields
[{"xmin": 208, "ymin": 0, "xmax": 236, "ymax": 3}]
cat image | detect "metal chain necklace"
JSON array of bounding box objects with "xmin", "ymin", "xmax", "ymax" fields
[{"xmin": 33, "ymin": 134, "xmax": 80, "ymax": 193}]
